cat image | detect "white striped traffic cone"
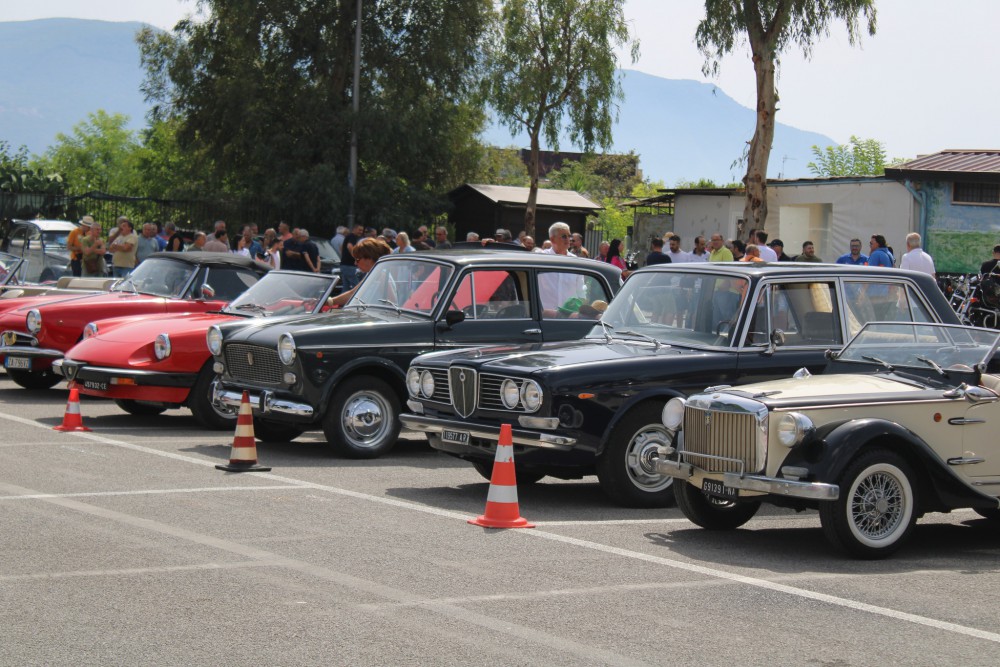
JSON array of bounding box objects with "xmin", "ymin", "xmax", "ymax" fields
[
  {"xmin": 53, "ymin": 387, "xmax": 92, "ymax": 432},
  {"xmin": 468, "ymin": 423, "xmax": 534, "ymax": 529},
  {"xmin": 216, "ymin": 391, "xmax": 271, "ymax": 472}
]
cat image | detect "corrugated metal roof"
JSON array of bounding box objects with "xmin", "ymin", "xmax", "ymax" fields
[
  {"xmin": 458, "ymin": 184, "xmax": 603, "ymax": 210},
  {"xmin": 888, "ymin": 149, "xmax": 1000, "ymax": 175}
]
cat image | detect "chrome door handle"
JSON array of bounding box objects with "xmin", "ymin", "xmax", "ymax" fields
[{"xmin": 523, "ymin": 329, "xmax": 542, "ymax": 335}]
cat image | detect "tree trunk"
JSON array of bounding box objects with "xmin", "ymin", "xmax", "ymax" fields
[
  {"xmin": 523, "ymin": 131, "xmax": 540, "ymax": 239},
  {"xmin": 743, "ymin": 39, "xmax": 777, "ymax": 239}
]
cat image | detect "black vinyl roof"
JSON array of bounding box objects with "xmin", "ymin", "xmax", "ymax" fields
[{"xmin": 150, "ymin": 251, "xmax": 270, "ymax": 272}]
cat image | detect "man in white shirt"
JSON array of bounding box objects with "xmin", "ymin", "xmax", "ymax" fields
[
  {"xmin": 755, "ymin": 230, "xmax": 778, "ymax": 262},
  {"xmin": 689, "ymin": 235, "xmax": 709, "ymax": 262},
  {"xmin": 542, "ymin": 221, "xmax": 574, "ymax": 257},
  {"xmin": 900, "ymin": 232, "xmax": 936, "ymax": 278},
  {"xmin": 665, "ymin": 235, "xmax": 689, "ymax": 263}
]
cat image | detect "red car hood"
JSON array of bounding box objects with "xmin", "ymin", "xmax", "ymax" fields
[{"xmin": 89, "ymin": 311, "xmax": 237, "ymax": 341}]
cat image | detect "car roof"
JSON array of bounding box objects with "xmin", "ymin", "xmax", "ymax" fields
[
  {"xmin": 381, "ymin": 249, "xmax": 622, "ymax": 276},
  {"xmin": 12, "ymin": 219, "xmax": 78, "ymax": 232},
  {"xmin": 149, "ymin": 251, "xmax": 270, "ymax": 272},
  {"xmin": 636, "ymin": 261, "xmax": 934, "ymax": 280}
]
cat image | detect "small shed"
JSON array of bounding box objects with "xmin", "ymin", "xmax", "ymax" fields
[{"xmin": 446, "ymin": 184, "xmax": 603, "ymax": 241}]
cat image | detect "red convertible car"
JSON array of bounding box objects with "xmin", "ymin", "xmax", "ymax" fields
[
  {"xmin": 54, "ymin": 271, "xmax": 339, "ymax": 427},
  {"xmin": 0, "ymin": 253, "xmax": 269, "ymax": 390}
]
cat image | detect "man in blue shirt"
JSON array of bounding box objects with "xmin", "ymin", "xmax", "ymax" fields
[
  {"xmin": 867, "ymin": 235, "xmax": 894, "ymax": 267},
  {"xmin": 836, "ymin": 238, "xmax": 868, "ymax": 265}
]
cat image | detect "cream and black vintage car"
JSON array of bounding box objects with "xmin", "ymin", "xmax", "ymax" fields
[{"xmin": 656, "ymin": 322, "xmax": 1000, "ymax": 558}]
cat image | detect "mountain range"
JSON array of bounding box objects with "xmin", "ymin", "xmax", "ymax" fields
[{"xmin": 1, "ymin": 18, "xmax": 836, "ymax": 185}]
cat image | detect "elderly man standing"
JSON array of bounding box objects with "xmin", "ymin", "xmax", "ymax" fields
[
  {"xmin": 108, "ymin": 217, "xmax": 138, "ymax": 277},
  {"xmin": 708, "ymin": 233, "xmax": 734, "ymax": 262},
  {"xmin": 542, "ymin": 221, "xmax": 574, "ymax": 256},
  {"xmin": 900, "ymin": 232, "xmax": 936, "ymax": 278},
  {"xmin": 135, "ymin": 222, "xmax": 161, "ymax": 265}
]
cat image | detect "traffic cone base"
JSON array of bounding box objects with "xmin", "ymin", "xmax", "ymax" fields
[
  {"xmin": 217, "ymin": 391, "xmax": 270, "ymax": 473},
  {"xmin": 54, "ymin": 388, "xmax": 92, "ymax": 432},
  {"xmin": 468, "ymin": 424, "xmax": 534, "ymax": 529}
]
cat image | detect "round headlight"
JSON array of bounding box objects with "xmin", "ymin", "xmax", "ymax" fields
[
  {"xmin": 206, "ymin": 326, "xmax": 223, "ymax": 356},
  {"xmin": 406, "ymin": 368, "xmax": 421, "ymax": 396},
  {"xmin": 26, "ymin": 309, "xmax": 41, "ymax": 334},
  {"xmin": 154, "ymin": 333, "xmax": 171, "ymax": 360},
  {"xmin": 501, "ymin": 379, "xmax": 520, "ymax": 409},
  {"xmin": 662, "ymin": 397, "xmax": 686, "ymax": 430},
  {"xmin": 420, "ymin": 370, "xmax": 435, "ymax": 398},
  {"xmin": 520, "ymin": 380, "xmax": 542, "ymax": 412},
  {"xmin": 777, "ymin": 412, "xmax": 814, "ymax": 448},
  {"xmin": 83, "ymin": 322, "xmax": 99, "ymax": 340},
  {"xmin": 277, "ymin": 333, "xmax": 296, "ymax": 365}
]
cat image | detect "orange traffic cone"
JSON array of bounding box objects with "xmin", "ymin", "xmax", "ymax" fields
[
  {"xmin": 468, "ymin": 423, "xmax": 534, "ymax": 529},
  {"xmin": 53, "ymin": 388, "xmax": 92, "ymax": 432},
  {"xmin": 216, "ymin": 391, "xmax": 271, "ymax": 472}
]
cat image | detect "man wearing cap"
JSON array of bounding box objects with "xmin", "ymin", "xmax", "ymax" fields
[
  {"xmin": 67, "ymin": 216, "xmax": 94, "ymax": 276},
  {"xmin": 768, "ymin": 239, "xmax": 793, "ymax": 261}
]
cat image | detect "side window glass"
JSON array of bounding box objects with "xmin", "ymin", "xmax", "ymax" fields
[
  {"xmin": 844, "ymin": 281, "xmax": 915, "ymax": 337},
  {"xmin": 746, "ymin": 287, "xmax": 769, "ymax": 345},
  {"xmin": 204, "ymin": 268, "xmax": 259, "ymax": 301},
  {"xmin": 905, "ymin": 286, "xmax": 934, "ymax": 323},
  {"xmin": 9, "ymin": 228, "xmax": 26, "ymax": 253},
  {"xmin": 773, "ymin": 281, "xmax": 841, "ymax": 346},
  {"xmin": 538, "ymin": 271, "xmax": 610, "ymax": 320},
  {"xmin": 446, "ymin": 270, "xmax": 532, "ymax": 319}
]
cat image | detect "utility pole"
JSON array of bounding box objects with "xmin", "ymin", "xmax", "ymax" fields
[{"xmin": 347, "ymin": 0, "xmax": 362, "ymax": 228}]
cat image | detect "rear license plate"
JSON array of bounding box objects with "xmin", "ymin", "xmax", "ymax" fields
[
  {"xmin": 4, "ymin": 356, "xmax": 30, "ymax": 370},
  {"xmin": 442, "ymin": 429, "xmax": 470, "ymax": 445},
  {"xmin": 702, "ymin": 478, "xmax": 738, "ymax": 499},
  {"xmin": 82, "ymin": 380, "xmax": 109, "ymax": 392}
]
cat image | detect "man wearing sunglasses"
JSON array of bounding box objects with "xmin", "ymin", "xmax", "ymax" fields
[{"xmin": 543, "ymin": 221, "xmax": 574, "ymax": 256}]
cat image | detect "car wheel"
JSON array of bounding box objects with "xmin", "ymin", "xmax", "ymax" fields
[
  {"xmin": 819, "ymin": 449, "xmax": 917, "ymax": 559},
  {"xmin": 674, "ymin": 480, "xmax": 761, "ymax": 530},
  {"xmin": 188, "ymin": 363, "xmax": 238, "ymax": 430},
  {"xmin": 253, "ymin": 418, "xmax": 303, "ymax": 443},
  {"xmin": 114, "ymin": 399, "xmax": 167, "ymax": 416},
  {"xmin": 595, "ymin": 403, "xmax": 676, "ymax": 508},
  {"xmin": 6, "ymin": 368, "xmax": 61, "ymax": 390},
  {"xmin": 471, "ymin": 460, "xmax": 546, "ymax": 485},
  {"xmin": 322, "ymin": 376, "xmax": 401, "ymax": 459}
]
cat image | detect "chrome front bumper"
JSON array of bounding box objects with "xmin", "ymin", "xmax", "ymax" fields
[
  {"xmin": 655, "ymin": 458, "xmax": 839, "ymax": 501},
  {"xmin": 399, "ymin": 413, "xmax": 576, "ymax": 449},
  {"xmin": 0, "ymin": 344, "xmax": 63, "ymax": 360},
  {"xmin": 213, "ymin": 386, "xmax": 314, "ymax": 418}
]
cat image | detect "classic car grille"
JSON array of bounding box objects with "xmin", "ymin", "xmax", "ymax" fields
[
  {"xmin": 448, "ymin": 366, "xmax": 478, "ymax": 418},
  {"xmin": 425, "ymin": 368, "xmax": 451, "ymax": 404},
  {"xmin": 225, "ymin": 344, "xmax": 283, "ymax": 385},
  {"xmin": 478, "ymin": 373, "xmax": 529, "ymax": 412},
  {"xmin": 683, "ymin": 405, "xmax": 760, "ymax": 473}
]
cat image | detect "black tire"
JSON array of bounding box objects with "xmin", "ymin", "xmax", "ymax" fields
[
  {"xmin": 6, "ymin": 367, "xmax": 61, "ymax": 390},
  {"xmin": 322, "ymin": 376, "xmax": 401, "ymax": 459},
  {"xmin": 674, "ymin": 480, "xmax": 761, "ymax": 530},
  {"xmin": 974, "ymin": 507, "xmax": 1000, "ymax": 521},
  {"xmin": 595, "ymin": 403, "xmax": 676, "ymax": 508},
  {"xmin": 187, "ymin": 363, "xmax": 238, "ymax": 430},
  {"xmin": 471, "ymin": 460, "xmax": 546, "ymax": 485},
  {"xmin": 114, "ymin": 399, "xmax": 167, "ymax": 416},
  {"xmin": 252, "ymin": 418, "xmax": 304, "ymax": 443},
  {"xmin": 818, "ymin": 448, "xmax": 917, "ymax": 559}
]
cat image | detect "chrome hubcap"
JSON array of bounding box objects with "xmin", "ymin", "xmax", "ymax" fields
[
  {"xmin": 341, "ymin": 392, "xmax": 389, "ymax": 447},
  {"xmin": 625, "ymin": 427, "xmax": 672, "ymax": 491}
]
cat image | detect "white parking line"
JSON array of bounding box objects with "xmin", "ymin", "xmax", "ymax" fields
[
  {"xmin": 0, "ymin": 485, "xmax": 306, "ymax": 501},
  {"xmin": 0, "ymin": 560, "xmax": 272, "ymax": 583},
  {"xmin": 4, "ymin": 410, "xmax": 1000, "ymax": 646}
]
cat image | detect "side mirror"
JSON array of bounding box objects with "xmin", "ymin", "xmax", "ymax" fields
[
  {"xmin": 763, "ymin": 329, "xmax": 785, "ymax": 356},
  {"xmin": 443, "ymin": 310, "xmax": 465, "ymax": 329},
  {"xmin": 200, "ymin": 283, "xmax": 215, "ymax": 299}
]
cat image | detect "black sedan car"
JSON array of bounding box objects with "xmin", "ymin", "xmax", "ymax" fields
[
  {"xmin": 400, "ymin": 263, "xmax": 961, "ymax": 508},
  {"xmin": 210, "ymin": 250, "xmax": 622, "ymax": 457}
]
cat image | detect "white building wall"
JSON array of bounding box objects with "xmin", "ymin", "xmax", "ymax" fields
[{"xmin": 673, "ymin": 195, "xmax": 745, "ymax": 251}]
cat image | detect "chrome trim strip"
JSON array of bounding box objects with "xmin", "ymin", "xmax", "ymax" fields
[
  {"xmin": 721, "ymin": 472, "xmax": 840, "ymax": 500},
  {"xmin": 947, "ymin": 418, "xmax": 987, "ymax": 425},
  {"xmin": 947, "ymin": 457, "xmax": 986, "ymax": 465},
  {"xmin": 53, "ymin": 360, "xmax": 183, "ymax": 380},
  {"xmin": 213, "ymin": 387, "xmax": 314, "ymax": 418},
  {"xmin": 399, "ymin": 413, "xmax": 575, "ymax": 449}
]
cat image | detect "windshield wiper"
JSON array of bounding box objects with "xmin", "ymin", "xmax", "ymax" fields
[
  {"xmin": 862, "ymin": 355, "xmax": 895, "ymax": 371},
  {"xmin": 916, "ymin": 355, "xmax": 947, "ymax": 376},
  {"xmin": 113, "ymin": 277, "xmax": 138, "ymax": 295},
  {"xmin": 232, "ymin": 303, "xmax": 266, "ymax": 315},
  {"xmin": 378, "ymin": 298, "xmax": 402, "ymax": 315},
  {"xmin": 346, "ymin": 298, "xmax": 368, "ymax": 311},
  {"xmin": 598, "ymin": 319, "xmax": 615, "ymax": 344},
  {"xmin": 616, "ymin": 329, "xmax": 664, "ymax": 350}
]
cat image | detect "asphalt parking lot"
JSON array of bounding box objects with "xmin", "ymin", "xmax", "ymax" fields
[{"xmin": 2, "ymin": 374, "xmax": 999, "ymax": 666}]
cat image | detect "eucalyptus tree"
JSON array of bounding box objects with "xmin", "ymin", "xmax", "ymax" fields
[
  {"xmin": 696, "ymin": 0, "xmax": 877, "ymax": 234},
  {"xmin": 482, "ymin": 0, "xmax": 638, "ymax": 237}
]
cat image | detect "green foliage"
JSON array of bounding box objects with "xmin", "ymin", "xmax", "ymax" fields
[
  {"xmin": 482, "ymin": 0, "xmax": 638, "ymax": 234},
  {"xmin": 594, "ymin": 178, "xmax": 668, "ymax": 242},
  {"xmin": 474, "ymin": 146, "xmax": 530, "ymax": 186},
  {"xmin": 0, "ymin": 140, "xmax": 64, "ymax": 194},
  {"xmin": 32, "ymin": 111, "xmax": 140, "ymax": 193},
  {"xmin": 674, "ymin": 177, "xmax": 743, "ymax": 189},
  {"xmin": 546, "ymin": 152, "xmax": 641, "ymax": 199},
  {"xmin": 807, "ymin": 136, "xmax": 892, "ymax": 177},
  {"xmin": 137, "ymin": 0, "xmax": 493, "ymax": 234}
]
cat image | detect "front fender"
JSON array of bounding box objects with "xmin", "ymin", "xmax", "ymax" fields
[
  {"xmin": 595, "ymin": 387, "xmax": 686, "ymax": 458},
  {"xmin": 320, "ymin": 355, "xmax": 407, "ymax": 406}
]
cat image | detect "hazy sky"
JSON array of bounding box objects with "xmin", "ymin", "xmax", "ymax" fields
[{"xmin": 5, "ymin": 0, "xmax": 999, "ymax": 161}]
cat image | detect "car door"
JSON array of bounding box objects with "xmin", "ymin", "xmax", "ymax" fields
[
  {"xmin": 536, "ymin": 269, "xmax": 614, "ymax": 341},
  {"xmin": 435, "ymin": 268, "xmax": 542, "ymax": 347}
]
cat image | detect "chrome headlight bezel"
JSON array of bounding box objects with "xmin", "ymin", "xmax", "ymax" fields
[
  {"xmin": 82, "ymin": 322, "xmax": 99, "ymax": 340},
  {"xmin": 277, "ymin": 333, "xmax": 296, "ymax": 366},
  {"xmin": 406, "ymin": 368, "xmax": 421, "ymax": 397},
  {"xmin": 501, "ymin": 379, "xmax": 521, "ymax": 409},
  {"xmin": 419, "ymin": 370, "xmax": 435, "ymax": 398},
  {"xmin": 26, "ymin": 309, "xmax": 41, "ymax": 334},
  {"xmin": 776, "ymin": 412, "xmax": 814, "ymax": 448},
  {"xmin": 206, "ymin": 325, "xmax": 223, "ymax": 356},
  {"xmin": 520, "ymin": 380, "xmax": 542, "ymax": 413},
  {"xmin": 662, "ymin": 397, "xmax": 686, "ymax": 431},
  {"xmin": 154, "ymin": 333, "xmax": 171, "ymax": 360}
]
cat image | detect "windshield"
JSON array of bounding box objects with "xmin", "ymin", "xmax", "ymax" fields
[
  {"xmin": 0, "ymin": 252, "xmax": 22, "ymax": 282},
  {"xmin": 314, "ymin": 238, "xmax": 340, "ymax": 263},
  {"xmin": 837, "ymin": 322, "xmax": 1000, "ymax": 371},
  {"xmin": 597, "ymin": 270, "xmax": 749, "ymax": 347},
  {"xmin": 112, "ymin": 257, "xmax": 196, "ymax": 297},
  {"xmin": 41, "ymin": 231, "xmax": 70, "ymax": 249},
  {"xmin": 224, "ymin": 272, "xmax": 334, "ymax": 316},
  {"xmin": 350, "ymin": 258, "xmax": 455, "ymax": 315}
]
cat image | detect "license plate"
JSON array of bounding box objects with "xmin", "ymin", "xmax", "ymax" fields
[
  {"xmin": 702, "ymin": 478, "xmax": 738, "ymax": 499},
  {"xmin": 82, "ymin": 380, "xmax": 109, "ymax": 392},
  {"xmin": 4, "ymin": 356, "xmax": 30, "ymax": 370},
  {"xmin": 442, "ymin": 429, "xmax": 470, "ymax": 445}
]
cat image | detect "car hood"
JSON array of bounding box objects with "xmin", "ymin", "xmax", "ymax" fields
[
  {"xmin": 90, "ymin": 311, "xmax": 240, "ymax": 343},
  {"xmin": 221, "ymin": 307, "xmax": 427, "ymax": 347},
  {"xmin": 718, "ymin": 373, "xmax": 933, "ymax": 407}
]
